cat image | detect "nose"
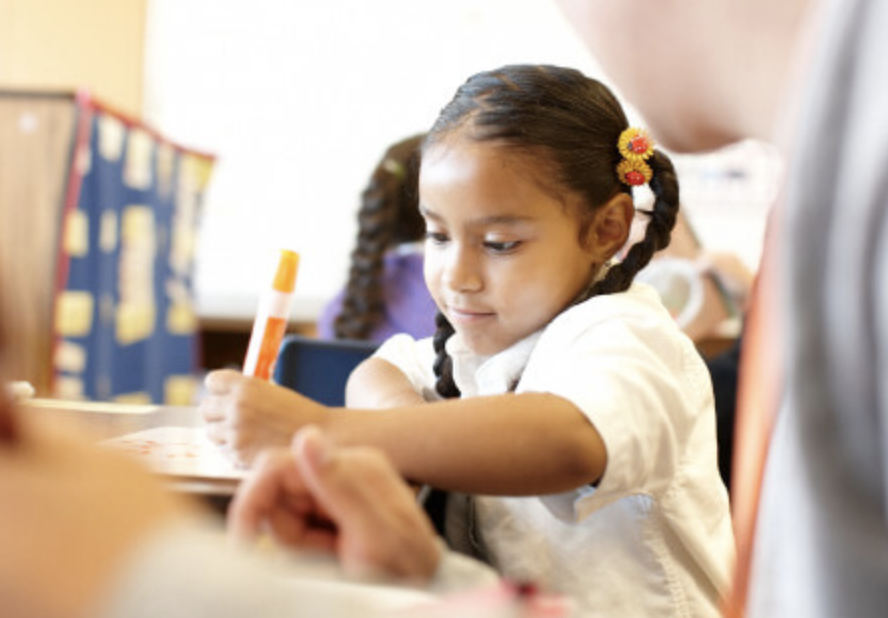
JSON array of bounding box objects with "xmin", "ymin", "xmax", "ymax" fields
[{"xmin": 442, "ymin": 245, "xmax": 483, "ymax": 293}]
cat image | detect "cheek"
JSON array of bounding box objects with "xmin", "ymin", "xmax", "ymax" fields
[
  {"xmin": 423, "ymin": 253, "xmax": 441, "ymax": 296},
  {"xmin": 497, "ymin": 262, "xmax": 565, "ymax": 310}
]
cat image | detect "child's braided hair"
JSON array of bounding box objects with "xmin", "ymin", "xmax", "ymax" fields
[{"xmin": 333, "ymin": 134, "xmax": 426, "ymax": 340}]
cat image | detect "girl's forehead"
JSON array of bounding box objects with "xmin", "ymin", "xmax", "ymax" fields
[
  {"xmin": 430, "ymin": 139, "xmax": 576, "ymax": 191},
  {"xmin": 420, "ymin": 140, "xmax": 556, "ymax": 191},
  {"xmin": 423, "ymin": 138, "xmax": 542, "ymax": 167},
  {"xmin": 419, "ymin": 141, "xmax": 584, "ymax": 225}
]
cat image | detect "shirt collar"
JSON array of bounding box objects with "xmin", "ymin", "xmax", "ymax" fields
[{"xmin": 445, "ymin": 330, "xmax": 544, "ymax": 397}]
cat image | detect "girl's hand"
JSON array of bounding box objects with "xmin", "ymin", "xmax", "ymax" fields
[{"xmin": 200, "ymin": 369, "xmax": 328, "ymax": 466}]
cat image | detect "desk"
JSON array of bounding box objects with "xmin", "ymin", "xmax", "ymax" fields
[
  {"xmin": 20, "ymin": 399, "xmax": 239, "ymax": 512},
  {"xmin": 21, "ymin": 399, "xmax": 203, "ymax": 438},
  {"xmin": 16, "ymin": 399, "xmax": 452, "ymax": 613}
]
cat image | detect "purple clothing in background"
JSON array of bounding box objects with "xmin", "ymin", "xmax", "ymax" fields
[{"xmin": 316, "ymin": 250, "xmax": 437, "ymax": 343}]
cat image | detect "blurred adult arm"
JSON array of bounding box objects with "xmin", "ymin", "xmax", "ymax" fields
[
  {"xmin": 228, "ymin": 425, "xmax": 499, "ymax": 593},
  {"xmin": 0, "ymin": 404, "xmax": 198, "ymax": 618},
  {"xmin": 0, "ymin": 407, "xmax": 494, "ymax": 618}
]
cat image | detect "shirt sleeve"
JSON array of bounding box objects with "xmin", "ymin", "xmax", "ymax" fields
[
  {"xmin": 427, "ymin": 540, "xmax": 500, "ymax": 594},
  {"xmin": 99, "ymin": 518, "xmax": 475, "ymax": 618},
  {"xmin": 520, "ymin": 311, "xmax": 708, "ymax": 519},
  {"xmin": 373, "ymin": 334, "xmax": 439, "ymax": 399},
  {"xmin": 98, "ymin": 518, "xmax": 330, "ymax": 618}
]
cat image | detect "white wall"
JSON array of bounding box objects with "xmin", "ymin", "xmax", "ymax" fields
[{"xmin": 144, "ymin": 0, "xmax": 777, "ymax": 323}]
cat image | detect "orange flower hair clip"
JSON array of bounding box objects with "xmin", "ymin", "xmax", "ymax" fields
[
  {"xmin": 617, "ymin": 159, "xmax": 653, "ymax": 186},
  {"xmin": 618, "ymin": 127, "xmax": 655, "ymax": 162},
  {"xmin": 616, "ymin": 127, "xmax": 655, "ymax": 186}
]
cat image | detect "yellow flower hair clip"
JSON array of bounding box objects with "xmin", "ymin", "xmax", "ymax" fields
[
  {"xmin": 618, "ymin": 127, "xmax": 655, "ymax": 163},
  {"xmin": 617, "ymin": 158, "xmax": 653, "ymax": 187}
]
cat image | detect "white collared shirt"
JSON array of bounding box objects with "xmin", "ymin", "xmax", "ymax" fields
[{"xmin": 375, "ymin": 283, "xmax": 735, "ymax": 617}]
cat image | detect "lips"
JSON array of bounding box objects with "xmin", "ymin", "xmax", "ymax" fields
[{"xmin": 448, "ymin": 306, "xmax": 494, "ymax": 321}]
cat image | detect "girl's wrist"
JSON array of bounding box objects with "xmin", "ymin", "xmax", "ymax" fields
[{"xmin": 314, "ymin": 406, "xmax": 350, "ymax": 444}]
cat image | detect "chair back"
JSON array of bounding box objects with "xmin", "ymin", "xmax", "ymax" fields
[{"xmin": 273, "ymin": 334, "xmax": 379, "ymax": 406}]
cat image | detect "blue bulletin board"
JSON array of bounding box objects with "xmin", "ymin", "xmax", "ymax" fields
[{"xmin": 54, "ymin": 92, "xmax": 214, "ymax": 405}]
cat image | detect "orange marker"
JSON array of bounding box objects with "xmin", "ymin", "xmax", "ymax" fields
[{"xmin": 243, "ymin": 249, "xmax": 299, "ymax": 380}]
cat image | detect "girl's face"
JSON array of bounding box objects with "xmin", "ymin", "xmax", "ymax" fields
[{"xmin": 419, "ymin": 141, "xmax": 605, "ymax": 356}]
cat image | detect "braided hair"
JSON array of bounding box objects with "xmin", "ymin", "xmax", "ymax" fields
[
  {"xmin": 333, "ymin": 134, "xmax": 426, "ymax": 340},
  {"xmin": 423, "ymin": 65, "xmax": 680, "ymax": 398}
]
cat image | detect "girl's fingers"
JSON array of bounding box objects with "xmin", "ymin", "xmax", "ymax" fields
[
  {"xmin": 203, "ymin": 369, "xmax": 244, "ymax": 395},
  {"xmin": 204, "ymin": 420, "xmax": 228, "ymax": 446}
]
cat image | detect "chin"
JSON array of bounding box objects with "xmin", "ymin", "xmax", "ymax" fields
[{"xmin": 457, "ymin": 334, "xmax": 502, "ymax": 357}]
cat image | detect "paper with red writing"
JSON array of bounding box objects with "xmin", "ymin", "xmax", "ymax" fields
[{"xmin": 102, "ymin": 426, "xmax": 247, "ymax": 481}]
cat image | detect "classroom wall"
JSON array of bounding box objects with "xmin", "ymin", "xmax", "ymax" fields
[
  {"xmin": 0, "ymin": 0, "xmax": 146, "ymax": 116},
  {"xmin": 143, "ymin": 2, "xmax": 776, "ymax": 327},
  {"xmin": 142, "ymin": 0, "xmax": 611, "ymax": 324},
  {"xmin": 0, "ymin": 0, "xmax": 777, "ymax": 334}
]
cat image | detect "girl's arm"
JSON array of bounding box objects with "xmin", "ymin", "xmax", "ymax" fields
[
  {"xmin": 345, "ymin": 358, "xmax": 426, "ymax": 409},
  {"xmin": 203, "ymin": 366, "xmax": 606, "ymax": 495},
  {"xmin": 201, "ymin": 358, "xmax": 427, "ymax": 466},
  {"xmin": 324, "ymin": 392, "xmax": 607, "ymax": 496}
]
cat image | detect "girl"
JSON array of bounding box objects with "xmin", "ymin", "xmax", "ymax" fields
[
  {"xmin": 316, "ymin": 133, "xmax": 437, "ymax": 342},
  {"xmin": 202, "ymin": 64, "xmax": 734, "ymax": 616}
]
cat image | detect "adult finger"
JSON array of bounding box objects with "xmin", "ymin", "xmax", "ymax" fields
[
  {"xmin": 293, "ymin": 427, "xmax": 410, "ymax": 543},
  {"xmin": 292, "ymin": 427, "xmax": 441, "ymax": 580},
  {"xmin": 227, "ymin": 448, "xmax": 297, "ymax": 542}
]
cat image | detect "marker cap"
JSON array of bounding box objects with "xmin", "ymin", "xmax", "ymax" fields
[{"xmin": 272, "ymin": 250, "xmax": 300, "ymax": 293}]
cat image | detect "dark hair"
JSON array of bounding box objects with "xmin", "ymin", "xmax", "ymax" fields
[
  {"xmin": 333, "ymin": 134, "xmax": 426, "ymax": 340},
  {"xmin": 425, "ymin": 65, "xmax": 680, "ymax": 398}
]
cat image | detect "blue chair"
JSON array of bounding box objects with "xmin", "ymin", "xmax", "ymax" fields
[{"xmin": 273, "ymin": 334, "xmax": 379, "ymax": 406}]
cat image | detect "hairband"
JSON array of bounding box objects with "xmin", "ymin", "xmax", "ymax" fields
[{"xmin": 616, "ymin": 127, "xmax": 654, "ymax": 186}]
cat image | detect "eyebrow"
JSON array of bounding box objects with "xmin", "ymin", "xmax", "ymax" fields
[{"xmin": 419, "ymin": 204, "xmax": 534, "ymax": 227}]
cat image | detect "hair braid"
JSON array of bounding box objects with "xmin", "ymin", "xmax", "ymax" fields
[
  {"xmin": 590, "ymin": 151, "xmax": 680, "ymax": 296},
  {"xmin": 333, "ymin": 135, "xmax": 425, "ymax": 339},
  {"xmin": 333, "ymin": 195, "xmax": 393, "ymax": 339},
  {"xmin": 432, "ymin": 311, "xmax": 461, "ymax": 398}
]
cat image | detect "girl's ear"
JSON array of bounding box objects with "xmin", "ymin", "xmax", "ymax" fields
[{"xmin": 585, "ymin": 193, "xmax": 634, "ymax": 263}]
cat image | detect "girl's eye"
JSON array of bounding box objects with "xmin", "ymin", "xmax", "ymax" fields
[
  {"xmin": 484, "ymin": 240, "xmax": 521, "ymax": 254},
  {"xmin": 425, "ymin": 231, "xmax": 449, "ymax": 245}
]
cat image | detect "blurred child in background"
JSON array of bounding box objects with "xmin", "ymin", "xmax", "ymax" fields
[{"xmin": 317, "ymin": 134, "xmax": 437, "ymax": 343}]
